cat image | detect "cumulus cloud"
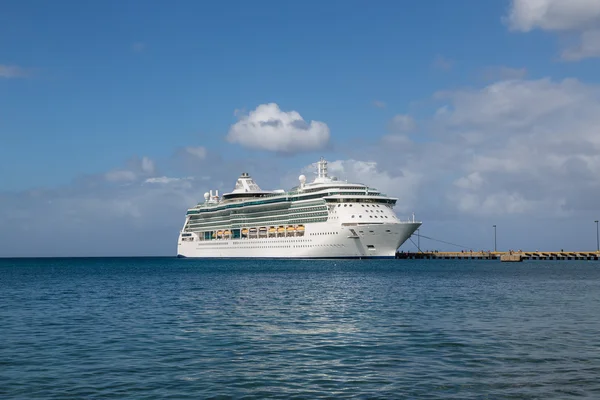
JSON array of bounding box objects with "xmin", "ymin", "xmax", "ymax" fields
[
  {"xmin": 506, "ymin": 0, "xmax": 600, "ymax": 60},
  {"xmin": 104, "ymin": 156, "xmax": 156, "ymax": 184},
  {"xmin": 507, "ymin": 0, "xmax": 600, "ymax": 31},
  {"xmin": 282, "ymin": 158, "xmax": 422, "ymax": 219},
  {"xmin": 388, "ymin": 114, "xmax": 416, "ymax": 133},
  {"xmin": 185, "ymin": 146, "xmax": 207, "ymax": 159},
  {"xmin": 226, "ymin": 103, "xmax": 330, "ymax": 153},
  {"xmin": 414, "ymin": 77, "xmax": 600, "ymax": 217},
  {"xmin": 105, "ymin": 170, "xmax": 137, "ymax": 183},
  {"xmin": 0, "ymin": 174, "xmax": 206, "ymax": 257},
  {"xmin": 320, "ymin": 75, "xmax": 600, "ymax": 225},
  {"xmin": 5, "ymin": 74, "xmax": 600, "ymax": 255},
  {"xmin": 145, "ymin": 176, "xmax": 194, "ymax": 186},
  {"xmin": 327, "ymin": 159, "xmax": 422, "ymax": 217},
  {"xmin": 479, "ymin": 66, "xmax": 527, "ymax": 81},
  {"xmin": 0, "ymin": 64, "xmax": 31, "ymax": 78},
  {"xmin": 0, "ymin": 151, "xmax": 299, "ymax": 256}
]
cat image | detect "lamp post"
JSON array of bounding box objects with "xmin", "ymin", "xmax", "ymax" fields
[
  {"xmin": 595, "ymin": 220, "xmax": 599, "ymax": 252},
  {"xmin": 493, "ymin": 225, "xmax": 497, "ymax": 252}
]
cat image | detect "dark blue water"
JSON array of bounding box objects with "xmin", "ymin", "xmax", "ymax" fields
[{"xmin": 1, "ymin": 258, "xmax": 599, "ymax": 399}]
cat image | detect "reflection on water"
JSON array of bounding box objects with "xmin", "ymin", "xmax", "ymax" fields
[{"xmin": 1, "ymin": 258, "xmax": 599, "ymax": 399}]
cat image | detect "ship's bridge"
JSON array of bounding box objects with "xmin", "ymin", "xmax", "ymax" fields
[{"xmin": 221, "ymin": 172, "xmax": 275, "ymax": 201}]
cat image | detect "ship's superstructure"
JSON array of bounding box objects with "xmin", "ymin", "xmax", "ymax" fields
[{"xmin": 177, "ymin": 158, "xmax": 421, "ymax": 258}]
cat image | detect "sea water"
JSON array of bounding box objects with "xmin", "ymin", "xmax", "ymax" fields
[{"xmin": 1, "ymin": 258, "xmax": 599, "ymax": 399}]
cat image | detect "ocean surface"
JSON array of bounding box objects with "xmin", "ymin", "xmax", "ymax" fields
[{"xmin": 1, "ymin": 258, "xmax": 599, "ymax": 399}]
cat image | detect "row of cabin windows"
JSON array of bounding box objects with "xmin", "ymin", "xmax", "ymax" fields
[
  {"xmin": 195, "ymin": 238, "xmax": 312, "ymax": 243},
  {"xmin": 337, "ymin": 203, "xmax": 386, "ymax": 208},
  {"xmin": 188, "ymin": 214, "xmax": 328, "ymax": 226},
  {"xmin": 350, "ymin": 215, "xmax": 390, "ymax": 219},
  {"xmin": 189, "ymin": 244, "xmax": 347, "ymax": 249},
  {"xmin": 189, "ymin": 207, "xmax": 327, "ymax": 221},
  {"xmin": 192, "ymin": 194, "xmax": 330, "ymax": 213},
  {"xmin": 188, "ymin": 217, "xmax": 327, "ymax": 230}
]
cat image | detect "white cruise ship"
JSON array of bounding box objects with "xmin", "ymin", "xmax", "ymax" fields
[{"xmin": 177, "ymin": 158, "xmax": 421, "ymax": 259}]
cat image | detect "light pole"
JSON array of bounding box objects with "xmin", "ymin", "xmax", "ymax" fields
[
  {"xmin": 493, "ymin": 225, "xmax": 497, "ymax": 252},
  {"xmin": 595, "ymin": 220, "xmax": 599, "ymax": 252}
]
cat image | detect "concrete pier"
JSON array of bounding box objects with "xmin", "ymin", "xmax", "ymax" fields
[
  {"xmin": 395, "ymin": 250, "xmax": 600, "ymax": 261},
  {"xmin": 500, "ymin": 254, "xmax": 523, "ymax": 262}
]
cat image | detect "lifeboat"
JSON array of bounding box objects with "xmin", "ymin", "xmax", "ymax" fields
[
  {"xmin": 249, "ymin": 228, "xmax": 257, "ymax": 234},
  {"xmin": 269, "ymin": 226, "xmax": 276, "ymax": 233},
  {"xmin": 224, "ymin": 230, "xmax": 231, "ymax": 236},
  {"xmin": 287, "ymin": 225, "xmax": 295, "ymax": 231},
  {"xmin": 259, "ymin": 227, "xmax": 267, "ymax": 232},
  {"xmin": 296, "ymin": 225, "xmax": 305, "ymax": 232},
  {"xmin": 241, "ymin": 228, "xmax": 248, "ymax": 235},
  {"xmin": 216, "ymin": 230, "xmax": 223, "ymax": 238},
  {"xmin": 277, "ymin": 226, "xmax": 285, "ymax": 233}
]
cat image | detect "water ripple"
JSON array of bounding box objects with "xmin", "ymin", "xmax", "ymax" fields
[{"xmin": 1, "ymin": 258, "xmax": 600, "ymax": 399}]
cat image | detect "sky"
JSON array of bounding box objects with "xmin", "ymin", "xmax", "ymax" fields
[{"xmin": 2, "ymin": 0, "xmax": 600, "ymax": 257}]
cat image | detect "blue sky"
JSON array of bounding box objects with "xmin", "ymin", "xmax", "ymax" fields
[{"xmin": 2, "ymin": 0, "xmax": 600, "ymax": 256}]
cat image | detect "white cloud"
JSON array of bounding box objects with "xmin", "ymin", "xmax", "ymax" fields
[
  {"xmin": 141, "ymin": 156, "xmax": 155, "ymax": 174},
  {"xmin": 381, "ymin": 134, "xmax": 412, "ymax": 146},
  {"xmin": 0, "ymin": 173, "xmax": 210, "ymax": 257},
  {"xmin": 506, "ymin": 0, "xmax": 600, "ymax": 60},
  {"xmin": 454, "ymin": 172, "xmax": 484, "ymax": 190},
  {"xmin": 310, "ymin": 159, "xmax": 422, "ymax": 216},
  {"xmin": 0, "ymin": 64, "xmax": 31, "ymax": 78},
  {"xmin": 0, "ymin": 153, "xmax": 297, "ymax": 256},
  {"xmin": 105, "ymin": 170, "xmax": 137, "ymax": 183},
  {"xmin": 373, "ymin": 100, "xmax": 386, "ymax": 109},
  {"xmin": 145, "ymin": 176, "xmax": 193, "ymax": 186},
  {"xmin": 104, "ymin": 156, "xmax": 157, "ymax": 183},
  {"xmin": 435, "ymin": 78, "xmax": 593, "ymax": 131},
  {"xmin": 480, "ymin": 66, "xmax": 527, "ymax": 81},
  {"xmin": 430, "ymin": 77, "xmax": 600, "ymax": 216},
  {"xmin": 507, "ymin": 0, "xmax": 600, "ymax": 31},
  {"xmin": 388, "ymin": 114, "xmax": 416, "ymax": 132},
  {"xmin": 5, "ymin": 74, "xmax": 600, "ymax": 255},
  {"xmin": 185, "ymin": 146, "xmax": 207, "ymax": 159},
  {"xmin": 562, "ymin": 29, "xmax": 600, "ymax": 61},
  {"xmin": 226, "ymin": 103, "xmax": 330, "ymax": 153},
  {"xmin": 328, "ymin": 76, "xmax": 600, "ymax": 224}
]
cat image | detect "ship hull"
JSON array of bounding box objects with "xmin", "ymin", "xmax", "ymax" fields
[{"xmin": 177, "ymin": 221, "xmax": 421, "ymax": 259}]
